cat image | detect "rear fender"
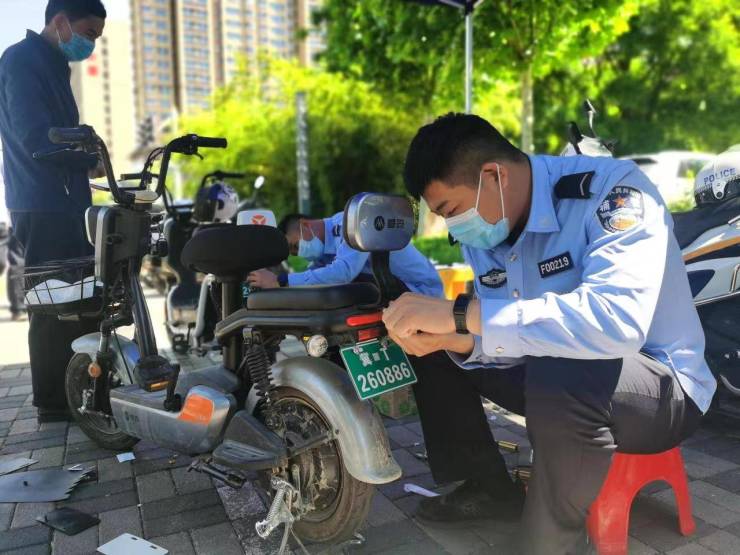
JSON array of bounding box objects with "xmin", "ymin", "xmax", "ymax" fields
[{"xmin": 71, "ymin": 333, "xmax": 138, "ymax": 385}]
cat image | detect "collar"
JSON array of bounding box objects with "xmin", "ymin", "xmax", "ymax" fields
[
  {"xmin": 25, "ymin": 30, "xmax": 69, "ymax": 70},
  {"xmin": 523, "ymin": 155, "xmax": 561, "ymax": 234}
]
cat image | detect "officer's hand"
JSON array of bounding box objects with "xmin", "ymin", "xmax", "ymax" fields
[
  {"xmin": 88, "ymin": 157, "xmax": 106, "ymax": 180},
  {"xmin": 388, "ymin": 330, "xmax": 474, "ymax": 357},
  {"xmin": 247, "ymin": 269, "xmax": 279, "ymax": 289},
  {"xmin": 383, "ymin": 293, "xmax": 455, "ymax": 339}
]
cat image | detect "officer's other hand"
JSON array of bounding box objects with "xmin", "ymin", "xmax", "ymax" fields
[
  {"xmin": 247, "ymin": 269, "xmax": 279, "ymax": 289},
  {"xmin": 383, "ymin": 292, "xmax": 456, "ymax": 339}
]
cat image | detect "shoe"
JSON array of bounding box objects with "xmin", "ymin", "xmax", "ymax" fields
[
  {"xmin": 10, "ymin": 311, "xmax": 26, "ymax": 322},
  {"xmin": 37, "ymin": 407, "xmax": 73, "ymax": 423},
  {"xmin": 416, "ymin": 478, "xmax": 525, "ymax": 524}
]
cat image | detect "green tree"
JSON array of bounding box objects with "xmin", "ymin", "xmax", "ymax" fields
[
  {"xmin": 317, "ymin": 0, "xmax": 640, "ymax": 149},
  {"xmin": 176, "ymin": 59, "xmax": 420, "ymax": 217}
]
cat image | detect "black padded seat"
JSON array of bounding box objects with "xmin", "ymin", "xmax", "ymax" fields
[
  {"xmin": 672, "ymin": 197, "xmax": 740, "ymax": 249},
  {"xmin": 182, "ymin": 225, "xmax": 288, "ymax": 277},
  {"xmin": 247, "ymin": 283, "xmax": 380, "ymax": 311}
]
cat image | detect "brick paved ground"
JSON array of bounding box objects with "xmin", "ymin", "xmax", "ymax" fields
[{"xmin": 1, "ymin": 359, "xmax": 740, "ymax": 554}]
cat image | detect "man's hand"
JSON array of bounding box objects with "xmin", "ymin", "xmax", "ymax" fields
[
  {"xmin": 383, "ymin": 292, "xmax": 456, "ymax": 339},
  {"xmin": 247, "ymin": 269, "xmax": 279, "ymax": 289},
  {"xmin": 88, "ymin": 157, "xmax": 105, "ymax": 180},
  {"xmin": 388, "ymin": 330, "xmax": 475, "ymax": 357}
]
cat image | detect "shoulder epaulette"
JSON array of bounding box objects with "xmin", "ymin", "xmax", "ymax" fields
[{"xmin": 554, "ymin": 171, "xmax": 594, "ymax": 199}]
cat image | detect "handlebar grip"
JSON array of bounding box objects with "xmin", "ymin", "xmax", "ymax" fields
[
  {"xmin": 48, "ymin": 126, "xmax": 94, "ymax": 145},
  {"xmin": 196, "ymin": 137, "xmax": 227, "ymax": 149}
]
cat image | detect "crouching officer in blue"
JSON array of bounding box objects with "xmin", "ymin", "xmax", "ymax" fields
[
  {"xmin": 383, "ymin": 113, "xmax": 716, "ymax": 554},
  {"xmin": 246, "ymin": 211, "xmax": 444, "ymax": 296}
]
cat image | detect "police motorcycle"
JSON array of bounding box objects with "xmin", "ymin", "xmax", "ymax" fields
[
  {"xmin": 162, "ymin": 170, "xmax": 245, "ymax": 355},
  {"xmin": 46, "ymin": 126, "xmax": 410, "ymax": 548},
  {"xmin": 564, "ymin": 102, "xmax": 740, "ymax": 418}
]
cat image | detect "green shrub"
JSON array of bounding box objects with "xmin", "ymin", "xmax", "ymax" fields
[{"xmin": 412, "ymin": 236, "xmax": 464, "ymax": 265}]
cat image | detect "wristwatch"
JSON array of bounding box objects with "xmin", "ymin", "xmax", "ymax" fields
[{"xmin": 453, "ymin": 294, "xmax": 471, "ymax": 335}]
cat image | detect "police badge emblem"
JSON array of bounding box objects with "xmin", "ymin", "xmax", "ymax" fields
[
  {"xmin": 597, "ymin": 186, "xmax": 644, "ymax": 233},
  {"xmin": 479, "ymin": 268, "xmax": 507, "ymax": 288}
]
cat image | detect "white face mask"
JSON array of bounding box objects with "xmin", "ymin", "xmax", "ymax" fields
[{"xmin": 297, "ymin": 224, "xmax": 324, "ymax": 261}]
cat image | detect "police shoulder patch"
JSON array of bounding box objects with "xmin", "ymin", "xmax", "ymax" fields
[
  {"xmin": 479, "ymin": 268, "xmax": 507, "ymax": 289},
  {"xmin": 597, "ymin": 186, "xmax": 644, "ymax": 233}
]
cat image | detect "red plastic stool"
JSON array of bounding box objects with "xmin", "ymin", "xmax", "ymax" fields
[{"xmin": 587, "ymin": 447, "xmax": 695, "ymax": 555}]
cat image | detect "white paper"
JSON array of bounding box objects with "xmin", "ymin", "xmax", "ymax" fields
[
  {"xmin": 25, "ymin": 276, "xmax": 101, "ymax": 306},
  {"xmin": 116, "ymin": 452, "xmax": 135, "ymax": 463},
  {"xmin": 403, "ymin": 483, "xmax": 440, "ymax": 498},
  {"xmin": 98, "ymin": 533, "xmax": 167, "ymax": 555}
]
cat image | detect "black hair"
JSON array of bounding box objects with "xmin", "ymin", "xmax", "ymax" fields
[
  {"xmin": 278, "ymin": 213, "xmax": 311, "ymax": 235},
  {"xmin": 403, "ymin": 113, "xmax": 527, "ymax": 199},
  {"xmin": 46, "ymin": 0, "xmax": 107, "ymax": 25}
]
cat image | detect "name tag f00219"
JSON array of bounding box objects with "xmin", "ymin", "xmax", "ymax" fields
[{"xmin": 538, "ymin": 252, "xmax": 573, "ymax": 278}]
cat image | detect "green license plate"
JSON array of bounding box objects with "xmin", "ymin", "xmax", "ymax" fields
[{"xmin": 340, "ymin": 339, "xmax": 417, "ymax": 401}]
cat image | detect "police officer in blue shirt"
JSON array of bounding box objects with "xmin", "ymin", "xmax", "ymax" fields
[
  {"xmin": 383, "ymin": 114, "xmax": 716, "ymax": 554},
  {"xmin": 247, "ymin": 211, "xmax": 444, "ymax": 297},
  {"xmin": 0, "ymin": 0, "xmax": 107, "ymax": 422}
]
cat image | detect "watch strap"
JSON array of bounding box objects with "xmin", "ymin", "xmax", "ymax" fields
[{"xmin": 453, "ymin": 294, "xmax": 471, "ymax": 335}]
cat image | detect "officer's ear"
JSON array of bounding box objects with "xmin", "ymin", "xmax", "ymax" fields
[{"xmin": 480, "ymin": 162, "xmax": 510, "ymax": 191}]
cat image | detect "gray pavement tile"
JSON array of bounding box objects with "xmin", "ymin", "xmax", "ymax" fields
[
  {"xmin": 404, "ymin": 421, "xmax": 423, "ymax": 437},
  {"xmin": 0, "ymin": 503, "xmax": 15, "ymax": 531},
  {"xmin": 631, "ymin": 514, "xmax": 717, "ymax": 553},
  {"xmin": 9, "ymin": 386, "xmax": 32, "ymax": 397},
  {"xmin": 216, "ymin": 483, "xmax": 265, "ymax": 521},
  {"xmin": 391, "ymin": 449, "xmax": 429, "ymax": 478},
  {"xmin": 627, "ymin": 537, "xmax": 659, "ymax": 555},
  {"xmin": 38, "ymin": 422, "xmax": 67, "ymax": 433},
  {"xmin": 666, "ymin": 544, "xmax": 717, "ymax": 555},
  {"xmin": 681, "ymin": 448, "xmax": 739, "ymax": 480},
  {"xmin": 0, "ymin": 525, "xmax": 51, "ymax": 552},
  {"xmin": 64, "ymin": 446, "xmax": 121, "ymax": 465},
  {"xmin": 0, "ymin": 388, "xmax": 9, "ymax": 398},
  {"xmin": 133, "ymin": 452, "xmax": 192, "ymax": 476},
  {"xmin": 98, "ymin": 505, "xmax": 143, "ymax": 545},
  {"xmin": 150, "ymin": 532, "xmax": 196, "ymax": 555},
  {"xmin": 378, "ymin": 473, "xmax": 438, "ymax": 501},
  {"xmin": 51, "ymin": 523, "xmax": 98, "ymax": 555},
  {"xmin": 392, "ymin": 494, "xmax": 422, "ymax": 518},
  {"xmin": 354, "ymin": 520, "xmax": 432, "ymax": 554},
  {"xmin": 639, "ymin": 480, "xmax": 673, "ymax": 495},
  {"xmin": 29, "ymin": 446, "xmax": 64, "ymax": 469},
  {"xmin": 5, "ymin": 430, "xmax": 69, "ymax": 447},
  {"xmin": 1, "ymin": 436, "xmax": 66, "ymax": 456},
  {"xmin": 10, "ymin": 503, "xmax": 53, "ymax": 529},
  {"xmin": 65, "ymin": 477, "xmax": 133, "ymax": 503},
  {"xmin": 686, "ymin": 436, "xmax": 740, "ymax": 459},
  {"xmin": 685, "ymin": 480, "xmax": 740, "ymax": 514},
  {"xmin": 136, "ymin": 470, "xmax": 176, "ymax": 503},
  {"xmin": 190, "ymin": 522, "xmax": 244, "ymax": 555},
  {"xmin": 415, "ymin": 518, "xmax": 493, "ymax": 555},
  {"xmin": 3, "ymin": 544, "xmax": 51, "ymax": 555},
  {"xmin": 170, "ymin": 465, "xmax": 212, "ymax": 495},
  {"xmin": 8, "ymin": 419, "xmax": 39, "ymax": 436},
  {"xmin": 62, "ymin": 490, "xmax": 138, "ymax": 516},
  {"xmin": 631, "ymin": 496, "xmax": 676, "ymax": 528},
  {"xmin": 386, "ymin": 426, "xmax": 422, "ymax": 448},
  {"xmin": 0, "ymin": 408, "xmax": 19, "ymax": 422},
  {"xmin": 697, "ymin": 529, "xmax": 740, "ymax": 554},
  {"xmin": 16, "ymin": 407, "xmax": 38, "ymax": 420},
  {"xmin": 721, "ymin": 520, "xmax": 740, "ymax": 538},
  {"xmin": 0, "ymin": 396, "xmax": 30, "ymax": 410},
  {"xmin": 97, "ymin": 457, "xmax": 133, "ymax": 483},
  {"xmin": 143, "ymin": 504, "xmax": 229, "ymax": 538},
  {"xmin": 141, "ymin": 489, "xmax": 221, "ymax": 521},
  {"xmin": 65, "ymin": 426, "xmax": 89, "ymax": 445},
  {"xmin": 0, "ymin": 369, "xmax": 22, "ymax": 379},
  {"xmin": 366, "ymin": 490, "xmax": 407, "ymax": 528},
  {"xmin": 653, "ymin": 483, "xmax": 740, "ymax": 529},
  {"xmin": 704, "ymin": 468, "xmax": 740, "ymax": 494}
]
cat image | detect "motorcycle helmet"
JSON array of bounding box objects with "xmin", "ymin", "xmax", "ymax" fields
[
  {"xmin": 194, "ymin": 182, "xmax": 240, "ymax": 223},
  {"xmin": 694, "ymin": 149, "xmax": 740, "ymax": 206}
]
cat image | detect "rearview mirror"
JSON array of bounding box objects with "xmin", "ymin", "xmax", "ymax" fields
[{"xmin": 343, "ymin": 193, "xmax": 414, "ymax": 252}]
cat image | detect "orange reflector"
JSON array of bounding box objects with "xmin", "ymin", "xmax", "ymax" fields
[
  {"xmin": 147, "ymin": 380, "xmax": 170, "ymax": 392},
  {"xmin": 358, "ymin": 328, "xmax": 382, "ymax": 342},
  {"xmin": 179, "ymin": 394, "xmax": 215, "ymax": 425},
  {"xmin": 346, "ymin": 312, "xmax": 383, "ymax": 327},
  {"xmin": 87, "ymin": 362, "xmax": 102, "ymax": 378}
]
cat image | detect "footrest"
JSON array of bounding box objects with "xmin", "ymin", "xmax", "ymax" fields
[{"xmin": 213, "ymin": 439, "xmax": 286, "ymax": 471}]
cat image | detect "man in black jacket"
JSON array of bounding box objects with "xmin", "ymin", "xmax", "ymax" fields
[{"xmin": 0, "ymin": 0, "xmax": 106, "ymax": 422}]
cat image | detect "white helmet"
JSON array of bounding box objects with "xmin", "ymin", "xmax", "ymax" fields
[
  {"xmin": 194, "ymin": 182, "xmax": 240, "ymax": 223},
  {"xmin": 694, "ymin": 149, "xmax": 740, "ymax": 206}
]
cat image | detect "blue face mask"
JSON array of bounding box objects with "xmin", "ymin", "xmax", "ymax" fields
[
  {"xmin": 57, "ymin": 20, "xmax": 95, "ymax": 62},
  {"xmin": 298, "ymin": 226, "xmax": 324, "ymax": 261},
  {"xmin": 445, "ymin": 165, "xmax": 510, "ymax": 250}
]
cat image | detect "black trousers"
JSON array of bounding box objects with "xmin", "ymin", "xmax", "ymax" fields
[
  {"xmin": 412, "ymin": 352, "xmax": 702, "ymax": 555},
  {"xmin": 11, "ymin": 211, "xmax": 97, "ymax": 410}
]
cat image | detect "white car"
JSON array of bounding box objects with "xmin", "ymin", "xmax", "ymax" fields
[{"xmin": 621, "ymin": 151, "xmax": 715, "ymax": 204}]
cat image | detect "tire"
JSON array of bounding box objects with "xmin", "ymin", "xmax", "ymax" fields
[
  {"xmin": 65, "ymin": 353, "xmax": 139, "ymax": 451},
  {"xmin": 261, "ymin": 387, "xmax": 374, "ymax": 545}
]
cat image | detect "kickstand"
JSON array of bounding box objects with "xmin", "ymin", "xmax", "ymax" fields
[{"xmin": 277, "ymin": 521, "xmax": 311, "ymax": 555}]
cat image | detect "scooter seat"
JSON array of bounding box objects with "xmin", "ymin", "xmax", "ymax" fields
[
  {"xmin": 182, "ymin": 225, "xmax": 288, "ymax": 278},
  {"xmin": 672, "ymin": 197, "xmax": 740, "ymax": 249},
  {"xmin": 247, "ymin": 283, "xmax": 380, "ymax": 311}
]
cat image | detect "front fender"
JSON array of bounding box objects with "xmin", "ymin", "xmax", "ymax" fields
[
  {"xmin": 246, "ymin": 356, "xmax": 401, "ymax": 485},
  {"xmin": 71, "ymin": 333, "xmax": 139, "ymax": 385}
]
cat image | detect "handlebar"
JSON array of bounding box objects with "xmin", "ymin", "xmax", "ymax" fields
[
  {"xmin": 196, "ymin": 137, "xmax": 227, "ymax": 149},
  {"xmin": 48, "ymin": 126, "xmax": 95, "ymax": 146}
]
